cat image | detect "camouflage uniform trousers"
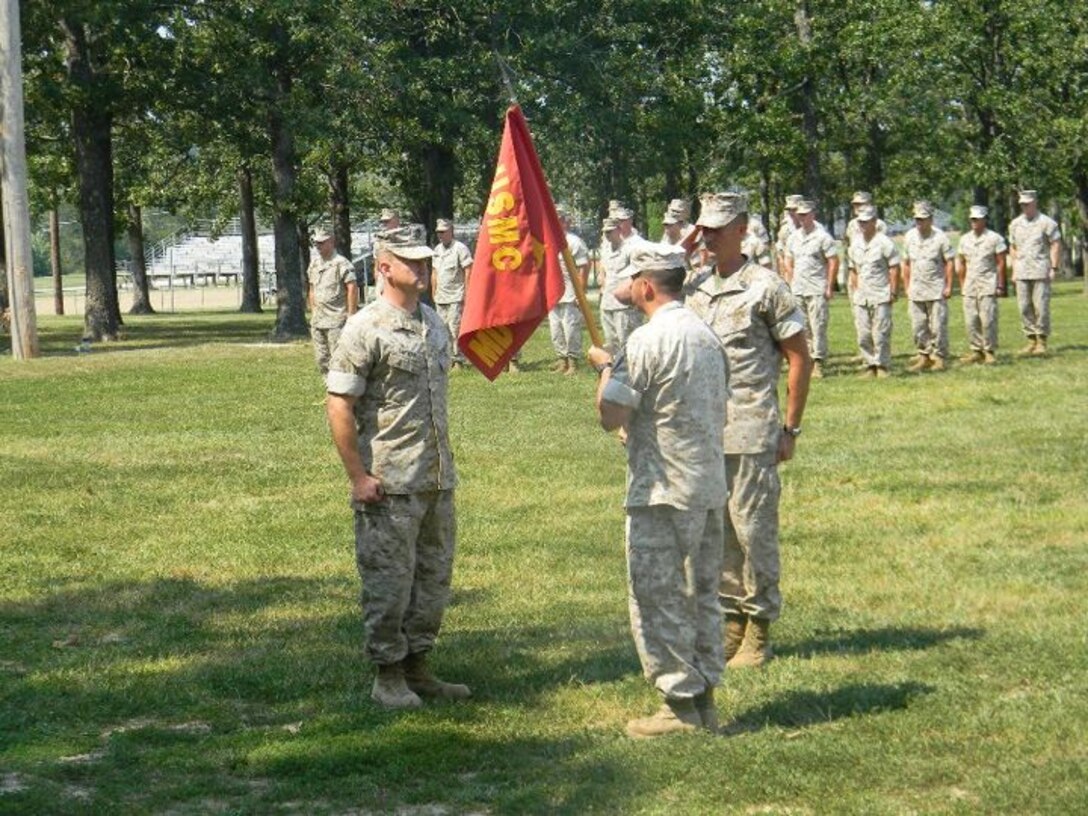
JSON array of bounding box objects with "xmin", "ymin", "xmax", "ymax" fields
[
  {"xmin": 853, "ymin": 302, "xmax": 893, "ymax": 369},
  {"xmin": 354, "ymin": 490, "xmax": 456, "ymax": 666},
  {"xmin": 720, "ymin": 452, "xmax": 782, "ymax": 622},
  {"xmin": 796, "ymin": 294, "xmax": 830, "ymax": 361},
  {"xmin": 548, "ymin": 302, "xmax": 584, "ymax": 359},
  {"xmin": 909, "ymin": 299, "xmax": 949, "ymax": 358},
  {"xmin": 602, "ymin": 308, "xmax": 644, "ymax": 356},
  {"xmin": 435, "ymin": 302, "xmax": 465, "ymax": 363},
  {"xmin": 627, "ymin": 504, "xmax": 725, "ymax": 698},
  {"xmin": 312, "ymin": 324, "xmax": 344, "ymax": 375},
  {"xmin": 1016, "ymin": 280, "xmax": 1051, "ymax": 338},
  {"xmin": 963, "ymin": 295, "xmax": 998, "ymax": 351}
]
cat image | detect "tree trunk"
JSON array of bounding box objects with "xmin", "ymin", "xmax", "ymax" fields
[
  {"xmin": 64, "ymin": 19, "xmax": 120, "ymax": 341},
  {"xmin": 268, "ymin": 92, "xmax": 307, "ymax": 340},
  {"xmin": 329, "ymin": 158, "xmax": 352, "ymax": 258},
  {"xmin": 795, "ymin": 0, "xmax": 822, "ymax": 207},
  {"xmin": 297, "ymin": 220, "xmax": 311, "ymax": 292},
  {"xmin": 50, "ymin": 205, "xmax": 64, "ymax": 315},
  {"xmin": 127, "ymin": 203, "xmax": 154, "ymax": 314},
  {"xmin": 238, "ymin": 164, "xmax": 262, "ymax": 313},
  {"xmin": 416, "ymin": 142, "xmax": 456, "ymax": 245}
]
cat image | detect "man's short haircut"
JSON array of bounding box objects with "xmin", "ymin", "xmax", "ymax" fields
[{"xmin": 643, "ymin": 266, "xmax": 686, "ymax": 295}]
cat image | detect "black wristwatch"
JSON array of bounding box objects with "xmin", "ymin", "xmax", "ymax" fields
[{"xmin": 783, "ymin": 425, "xmax": 802, "ymax": 438}]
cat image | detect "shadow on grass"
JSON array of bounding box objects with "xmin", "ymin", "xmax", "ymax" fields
[
  {"xmin": 779, "ymin": 625, "xmax": 984, "ymax": 659},
  {"xmin": 23, "ymin": 313, "xmax": 285, "ymax": 357},
  {"xmin": 724, "ymin": 681, "xmax": 935, "ymax": 735},
  {"xmin": 0, "ymin": 575, "xmax": 643, "ymax": 812}
]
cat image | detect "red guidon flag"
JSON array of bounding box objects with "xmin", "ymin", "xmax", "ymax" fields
[{"xmin": 458, "ymin": 104, "xmax": 567, "ymax": 380}]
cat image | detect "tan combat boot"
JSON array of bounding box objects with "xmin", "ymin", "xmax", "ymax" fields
[
  {"xmin": 1032, "ymin": 336, "xmax": 1048, "ymax": 355},
  {"xmin": 626, "ymin": 698, "xmax": 704, "ymax": 739},
  {"xmin": 929, "ymin": 355, "xmax": 946, "ymax": 371},
  {"xmin": 564, "ymin": 357, "xmax": 578, "ymax": 375},
  {"xmin": 371, "ymin": 663, "xmax": 423, "ymax": 709},
  {"xmin": 724, "ymin": 613, "xmax": 747, "ymax": 662},
  {"xmin": 907, "ymin": 354, "xmax": 931, "ymax": 373},
  {"xmin": 550, "ymin": 358, "xmax": 567, "ymax": 372},
  {"xmin": 727, "ymin": 617, "xmax": 772, "ymax": 669},
  {"xmin": 959, "ymin": 350, "xmax": 983, "ymax": 364},
  {"xmin": 402, "ymin": 652, "xmax": 471, "ymax": 700},
  {"xmin": 858, "ymin": 366, "xmax": 876, "ymax": 379},
  {"xmin": 1017, "ymin": 336, "xmax": 1037, "ymax": 356},
  {"xmin": 507, "ymin": 359, "xmax": 522, "ymax": 374},
  {"xmin": 875, "ymin": 366, "xmax": 891, "ymax": 379},
  {"xmin": 694, "ymin": 688, "xmax": 719, "ymax": 733},
  {"xmin": 983, "ymin": 350, "xmax": 997, "ymax": 365},
  {"xmin": 811, "ymin": 360, "xmax": 824, "ymax": 379}
]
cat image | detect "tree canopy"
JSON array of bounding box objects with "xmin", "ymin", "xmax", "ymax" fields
[{"xmin": 18, "ymin": 0, "xmax": 1088, "ymax": 335}]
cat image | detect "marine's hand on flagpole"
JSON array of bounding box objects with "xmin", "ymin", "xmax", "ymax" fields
[{"xmin": 588, "ymin": 345, "xmax": 612, "ymax": 368}]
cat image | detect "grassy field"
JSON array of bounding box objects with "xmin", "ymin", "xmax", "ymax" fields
[{"xmin": 2, "ymin": 283, "xmax": 1087, "ymax": 814}]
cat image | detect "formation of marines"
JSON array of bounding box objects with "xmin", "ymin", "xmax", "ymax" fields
[{"xmin": 317, "ymin": 186, "xmax": 1063, "ymax": 737}]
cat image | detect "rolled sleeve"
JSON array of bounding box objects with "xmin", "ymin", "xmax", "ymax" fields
[
  {"xmin": 326, "ymin": 369, "xmax": 366, "ymax": 396},
  {"xmin": 603, "ymin": 350, "xmax": 644, "ymax": 409},
  {"xmin": 602, "ymin": 377, "xmax": 642, "ymax": 409}
]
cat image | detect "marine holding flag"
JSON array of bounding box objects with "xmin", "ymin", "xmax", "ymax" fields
[
  {"xmin": 587, "ymin": 244, "xmax": 730, "ymax": 737},
  {"xmin": 458, "ymin": 105, "xmax": 569, "ymax": 379}
]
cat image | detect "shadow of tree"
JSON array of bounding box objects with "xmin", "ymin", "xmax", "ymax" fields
[
  {"xmin": 724, "ymin": 681, "xmax": 935, "ymax": 735},
  {"xmin": 22, "ymin": 314, "xmax": 278, "ymax": 357},
  {"xmin": 779, "ymin": 625, "xmax": 985, "ymax": 659},
  {"xmin": 0, "ymin": 576, "xmax": 643, "ymax": 812}
]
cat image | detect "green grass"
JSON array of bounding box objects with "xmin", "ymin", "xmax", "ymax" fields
[{"xmin": 2, "ymin": 284, "xmax": 1087, "ymax": 814}]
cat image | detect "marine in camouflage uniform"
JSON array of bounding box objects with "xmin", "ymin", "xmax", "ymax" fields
[
  {"xmin": 548, "ymin": 207, "xmax": 591, "ymax": 374},
  {"xmin": 774, "ymin": 194, "xmax": 803, "ymax": 274},
  {"xmin": 842, "ymin": 191, "xmax": 888, "ymax": 293},
  {"xmin": 431, "ymin": 218, "xmax": 473, "ymax": 368},
  {"xmin": 599, "ymin": 216, "xmax": 643, "ymax": 354},
  {"xmin": 847, "ymin": 205, "xmax": 901, "ymax": 377},
  {"xmin": 783, "ymin": 200, "xmax": 838, "ymax": 376},
  {"xmin": 307, "ymin": 229, "xmax": 358, "ymax": 375},
  {"xmin": 686, "ymin": 192, "xmax": 812, "ymax": 671},
  {"xmin": 1008, "ymin": 190, "xmax": 1062, "ymax": 354},
  {"xmin": 326, "ymin": 227, "xmax": 469, "ymax": 710},
  {"xmin": 956, "ymin": 205, "xmax": 1008, "ymax": 364},
  {"xmin": 588, "ymin": 243, "xmax": 728, "ymax": 737},
  {"xmin": 902, "ymin": 201, "xmax": 954, "ymax": 371}
]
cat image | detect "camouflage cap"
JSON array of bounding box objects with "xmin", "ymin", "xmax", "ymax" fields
[
  {"xmin": 969, "ymin": 205, "xmax": 989, "ymax": 220},
  {"xmin": 696, "ymin": 192, "xmax": 748, "ymax": 229},
  {"xmin": 610, "ymin": 206, "xmax": 634, "ymax": 221},
  {"xmin": 375, "ymin": 226, "xmax": 433, "ymax": 260},
  {"xmin": 667, "ymin": 198, "xmax": 691, "ymax": 218},
  {"xmin": 629, "ymin": 245, "xmax": 687, "ymax": 275},
  {"xmin": 379, "ymin": 208, "xmax": 399, "ymax": 222},
  {"xmin": 602, "ymin": 216, "xmax": 620, "ymax": 232},
  {"xmin": 784, "ymin": 194, "xmax": 804, "ymax": 210},
  {"xmin": 435, "ymin": 218, "xmax": 453, "ymax": 232},
  {"xmin": 1017, "ymin": 190, "xmax": 1038, "ymax": 204},
  {"xmin": 912, "ymin": 201, "xmax": 934, "ymax": 219},
  {"xmin": 795, "ymin": 199, "xmax": 816, "ymax": 215},
  {"xmin": 855, "ymin": 204, "xmax": 878, "ymax": 222},
  {"xmin": 851, "ymin": 191, "xmax": 873, "ymax": 205},
  {"xmin": 311, "ymin": 228, "xmax": 333, "ymax": 244},
  {"xmin": 662, "ymin": 211, "xmax": 679, "ymax": 225}
]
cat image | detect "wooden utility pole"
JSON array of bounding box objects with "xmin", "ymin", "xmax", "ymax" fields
[{"xmin": 1, "ymin": 0, "xmax": 40, "ymax": 358}]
